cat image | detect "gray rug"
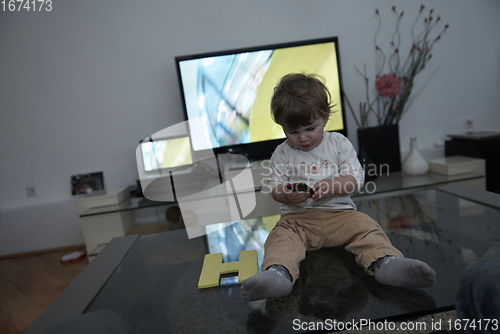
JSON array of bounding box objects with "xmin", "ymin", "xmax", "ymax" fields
[{"xmin": 335, "ymin": 310, "xmax": 461, "ymax": 334}]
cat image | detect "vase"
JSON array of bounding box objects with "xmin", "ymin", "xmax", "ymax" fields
[
  {"xmin": 357, "ymin": 124, "xmax": 401, "ymax": 179},
  {"xmin": 402, "ymin": 137, "xmax": 429, "ymax": 175}
]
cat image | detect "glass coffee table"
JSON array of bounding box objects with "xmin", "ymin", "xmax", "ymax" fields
[{"xmin": 27, "ymin": 185, "xmax": 500, "ymax": 334}]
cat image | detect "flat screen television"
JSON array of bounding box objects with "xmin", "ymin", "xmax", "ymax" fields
[
  {"xmin": 139, "ymin": 136, "xmax": 193, "ymax": 172},
  {"xmin": 175, "ymin": 36, "xmax": 347, "ymax": 161}
]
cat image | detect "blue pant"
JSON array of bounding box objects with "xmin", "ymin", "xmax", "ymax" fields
[{"xmin": 456, "ymin": 257, "xmax": 500, "ymax": 334}]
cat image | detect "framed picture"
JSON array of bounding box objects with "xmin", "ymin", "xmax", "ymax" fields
[{"xmin": 71, "ymin": 172, "xmax": 104, "ymax": 195}]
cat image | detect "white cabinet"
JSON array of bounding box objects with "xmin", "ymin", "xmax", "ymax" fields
[{"xmin": 77, "ymin": 187, "xmax": 134, "ymax": 261}]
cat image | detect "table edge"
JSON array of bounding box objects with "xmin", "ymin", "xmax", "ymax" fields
[
  {"xmin": 437, "ymin": 184, "xmax": 500, "ymax": 210},
  {"xmin": 25, "ymin": 234, "xmax": 139, "ymax": 334}
]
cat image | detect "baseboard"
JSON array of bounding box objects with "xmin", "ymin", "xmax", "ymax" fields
[{"xmin": 0, "ymin": 244, "xmax": 86, "ymax": 261}]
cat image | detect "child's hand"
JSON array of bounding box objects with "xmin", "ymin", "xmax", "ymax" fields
[
  {"xmin": 272, "ymin": 184, "xmax": 311, "ymax": 205},
  {"xmin": 311, "ymin": 178, "xmax": 335, "ymax": 202},
  {"xmin": 311, "ymin": 175, "xmax": 359, "ymax": 201},
  {"xmin": 285, "ymin": 190, "xmax": 311, "ymax": 205}
]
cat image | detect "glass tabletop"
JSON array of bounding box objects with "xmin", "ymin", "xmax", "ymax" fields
[
  {"xmin": 352, "ymin": 171, "xmax": 484, "ymax": 198},
  {"xmin": 84, "ymin": 187, "xmax": 500, "ymax": 333},
  {"xmin": 78, "ymin": 169, "xmax": 484, "ymax": 218},
  {"xmin": 79, "ymin": 197, "xmax": 177, "ymax": 217}
]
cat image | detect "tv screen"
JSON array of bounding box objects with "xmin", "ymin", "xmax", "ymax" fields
[
  {"xmin": 175, "ymin": 36, "xmax": 346, "ymax": 160},
  {"xmin": 140, "ymin": 136, "xmax": 193, "ymax": 172}
]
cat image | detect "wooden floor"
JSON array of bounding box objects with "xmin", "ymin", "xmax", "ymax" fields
[{"xmin": 0, "ymin": 249, "xmax": 88, "ymax": 333}]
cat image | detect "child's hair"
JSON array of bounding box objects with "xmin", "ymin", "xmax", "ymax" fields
[{"xmin": 270, "ymin": 73, "xmax": 336, "ymax": 130}]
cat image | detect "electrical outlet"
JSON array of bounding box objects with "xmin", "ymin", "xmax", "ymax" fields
[
  {"xmin": 26, "ymin": 187, "xmax": 37, "ymax": 197},
  {"xmin": 465, "ymin": 119, "xmax": 474, "ymax": 130}
]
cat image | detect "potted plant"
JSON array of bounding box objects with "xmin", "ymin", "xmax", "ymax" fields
[{"xmin": 345, "ymin": 5, "xmax": 449, "ymax": 177}]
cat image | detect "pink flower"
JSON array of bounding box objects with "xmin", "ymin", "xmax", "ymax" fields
[
  {"xmin": 375, "ymin": 74, "xmax": 402, "ymax": 97},
  {"xmin": 308, "ymin": 162, "xmax": 320, "ymax": 174}
]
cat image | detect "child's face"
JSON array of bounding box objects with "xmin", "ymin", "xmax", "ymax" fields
[{"xmin": 283, "ymin": 117, "xmax": 328, "ymax": 151}]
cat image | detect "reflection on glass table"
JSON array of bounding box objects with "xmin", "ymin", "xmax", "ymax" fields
[
  {"xmin": 79, "ymin": 169, "xmax": 485, "ymax": 218},
  {"xmin": 28, "ymin": 186, "xmax": 500, "ymax": 334},
  {"xmin": 79, "ymin": 197, "xmax": 176, "ymax": 217},
  {"xmin": 353, "ymin": 171, "xmax": 485, "ymax": 198}
]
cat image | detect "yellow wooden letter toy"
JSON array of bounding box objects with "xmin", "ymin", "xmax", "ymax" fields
[{"xmin": 198, "ymin": 250, "xmax": 258, "ymax": 289}]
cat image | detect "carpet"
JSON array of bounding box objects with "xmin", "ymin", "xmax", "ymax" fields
[{"xmin": 335, "ymin": 310, "xmax": 462, "ymax": 334}]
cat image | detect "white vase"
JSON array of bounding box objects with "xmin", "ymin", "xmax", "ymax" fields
[{"xmin": 402, "ymin": 137, "xmax": 429, "ymax": 175}]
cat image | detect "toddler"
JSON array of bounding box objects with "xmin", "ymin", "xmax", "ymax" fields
[{"xmin": 241, "ymin": 73, "xmax": 435, "ymax": 301}]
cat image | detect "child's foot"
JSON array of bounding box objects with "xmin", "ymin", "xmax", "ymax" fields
[
  {"xmin": 373, "ymin": 256, "xmax": 435, "ymax": 288},
  {"xmin": 241, "ymin": 267, "xmax": 293, "ymax": 301}
]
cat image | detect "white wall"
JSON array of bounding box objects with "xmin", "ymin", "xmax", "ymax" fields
[
  {"xmin": 1, "ymin": 0, "xmax": 499, "ymax": 255},
  {"xmin": 0, "ymin": 199, "xmax": 83, "ymax": 256}
]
